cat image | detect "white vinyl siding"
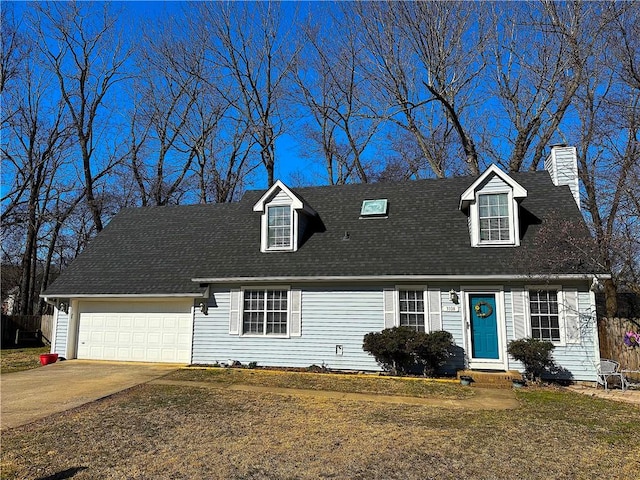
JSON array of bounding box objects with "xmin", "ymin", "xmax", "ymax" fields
[
  {"xmin": 52, "ymin": 307, "xmax": 70, "ymax": 358},
  {"xmin": 439, "ymin": 289, "xmax": 465, "ymax": 373},
  {"xmin": 506, "ymin": 286, "xmax": 599, "ymax": 382},
  {"xmin": 193, "ymin": 287, "xmax": 382, "ymax": 371},
  {"xmin": 468, "ymin": 174, "xmax": 521, "ymax": 247},
  {"xmin": 545, "ymin": 146, "xmax": 580, "ymax": 209},
  {"xmin": 190, "ymin": 284, "xmax": 599, "ymax": 381}
]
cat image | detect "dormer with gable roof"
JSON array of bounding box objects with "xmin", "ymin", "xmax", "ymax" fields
[
  {"xmin": 252, "ymin": 180, "xmax": 317, "ymax": 253},
  {"xmin": 459, "ymin": 164, "xmax": 528, "ymax": 247}
]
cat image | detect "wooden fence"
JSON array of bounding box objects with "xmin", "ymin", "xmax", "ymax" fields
[
  {"xmin": 1, "ymin": 314, "xmax": 53, "ymax": 348},
  {"xmin": 598, "ymin": 317, "xmax": 640, "ymax": 382}
]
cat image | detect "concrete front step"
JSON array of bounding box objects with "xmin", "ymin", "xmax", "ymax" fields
[{"xmin": 457, "ymin": 370, "xmax": 524, "ymax": 388}]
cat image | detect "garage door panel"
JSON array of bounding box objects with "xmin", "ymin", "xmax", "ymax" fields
[
  {"xmin": 163, "ymin": 317, "xmax": 178, "ymax": 329},
  {"xmin": 134, "ymin": 316, "xmax": 147, "ymax": 328},
  {"xmin": 145, "ymin": 349, "xmax": 160, "ymax": 360},
  {"xmin": 148, "ymin": 317, "xmax": 162, "ymax": 329},
  {"xmin": 90, "ymin": 332, "xmax": 104, "ymax": 343},
  {"xmin": 77, "ymin": 301, "xmax": 193, "ymax": 363},
  {"xmin": 131, "ymin": 348, "xmax": 146, "ymax": 360},
  {"xmin": 132, "ymin": 332, "xmax": 146, "ymax": 343},
  {"xmin": 105, "ymin": 317, "xmax": 120, "ymax": 329}
]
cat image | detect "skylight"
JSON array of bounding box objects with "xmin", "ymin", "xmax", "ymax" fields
[{"xmin": 360, "ymin": 199, "xmax": 388, "ymax": 217}]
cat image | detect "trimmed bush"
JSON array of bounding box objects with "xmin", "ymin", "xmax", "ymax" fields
[
  {"xmin": 507, "ymin": 337, "xmax": 556, "ymax": 382},
  {"xmin": 363, "ymin": 327, "xmax": 454, "ymax": 376},
  {"xmin": 413, "ymin": 330, "xmax": 455, "ymax": 377}
]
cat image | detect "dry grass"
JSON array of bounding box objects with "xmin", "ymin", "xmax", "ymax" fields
[
  {"xmin": 2, "ymin": 381, "xmax": 639, "ymax": 480},
  {"xmin": 169, "ymin": 367, "xmax": 472, "ymax": 399},
  {"xmin": 0, "ymin": 346, "xmax": 50, "ymax": 374}
]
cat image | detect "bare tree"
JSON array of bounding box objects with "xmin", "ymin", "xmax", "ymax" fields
[
  {"xmin": 200, "ymin": 2, "xmax": 300, "ymax": 187},
  {"xmin": 350, "ymin": 1, "xmax": 486, "ymax": 177},
  {"xmin": 488, "ymin": 1, "xmax": 622, "ymax": 172},
  {"xmin": 292, "ymin": 17, "xmax": 381, "ymax": 184},
  {"xmin": 571, "ymin": 3, "xmax": 640, "ymax": 315},
  {"xmin": 129, "ymin": 16, "xmax": 201, "ymax": 206},
  {"xmin": 33, "ymin": 1, "xmax": 129, "ymax": 231},
  {"xmin": 1, "ymin": 56, "xmax": 71, "ymax": 314},
  {"xmin": 0, "ymin": 4, "xmax": 28, "ymax": 94}
]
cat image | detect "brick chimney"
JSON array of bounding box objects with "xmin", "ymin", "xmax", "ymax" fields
[{"xmin": 544, "ymin": 144, "xmax": 580, "ymax": 210}]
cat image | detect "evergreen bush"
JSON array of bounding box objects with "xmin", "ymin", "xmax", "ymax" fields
[
  {"xmin": 363, "ymin": 327, "xmax": 454, "ymax": 376},
  {"xmin": 507, "ymin": 337, "xmax": 556, "ymax": 382}
]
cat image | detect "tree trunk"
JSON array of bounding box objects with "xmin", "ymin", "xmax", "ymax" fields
[{"xmin": 604, "ymin": 278, "xmax": 618, "ymax": 318}]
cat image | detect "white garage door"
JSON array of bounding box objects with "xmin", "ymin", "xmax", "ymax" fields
[{"xmin": 77, "ymin": 300, "xmax": 193, "ymax": 363}]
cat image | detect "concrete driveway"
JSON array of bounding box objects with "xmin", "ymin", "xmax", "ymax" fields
[{"xmin": 1, "ymin": 360, "xmax": 180, "ymax": 430}]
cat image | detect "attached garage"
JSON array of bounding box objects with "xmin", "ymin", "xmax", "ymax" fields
[{"xmin": 75, "ymin": 300, "xmax": 194, "ymax": 363}]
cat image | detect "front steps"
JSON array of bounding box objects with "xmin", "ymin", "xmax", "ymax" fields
[{"xmin": 457, "ymin": 370, "xmax": 523, "ymax": 388}]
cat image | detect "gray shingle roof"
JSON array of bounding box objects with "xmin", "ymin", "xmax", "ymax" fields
[{"xmin": 44, "ymin": 171, "xmax": 597, "ymax": 296}]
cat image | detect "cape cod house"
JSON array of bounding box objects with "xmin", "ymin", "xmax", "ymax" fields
[{"xmin": 43, "ymin": 146, "xmax": 604, "ymax": 381}]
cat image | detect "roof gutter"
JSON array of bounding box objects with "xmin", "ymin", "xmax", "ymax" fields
[
  {"xmin": 191, "ymin": 274, "xmax": 610, "ymax": 284},
  {"xmin": 41, "ymin": 290, "xmax": 209, "ymax": 301}
]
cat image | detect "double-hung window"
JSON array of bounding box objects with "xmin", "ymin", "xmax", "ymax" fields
[
  {"xmin": 529, "ymin": 290, "xmax": 560, "ymax": 342},
  {"xmin": 243, "ymin": 289, "xmax": 289, "ymax": 335},
  {"xmin": 267, "ymin": 206, "xmax": 291, "ymax": 249},
  {"xmin": 399, "ymin": 290, "xmax": 426, "ymax": 331},
  {"xmin": 478, "ymin": 193, "xmax": 510, "ymax": 243}
]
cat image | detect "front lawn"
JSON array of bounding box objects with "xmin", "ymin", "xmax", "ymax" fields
[
  {"xmin": 0, "ymin": 346, "xmax": 50, "ymax": 374},
  {"xmin": 2, "ymin": 375, "xmax": 639, "ymax": 479},
  {"xmin": 169, "ymin": 367, "xmax": 473, "ymax": 399}
]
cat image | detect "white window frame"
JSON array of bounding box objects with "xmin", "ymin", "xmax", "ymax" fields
[
  {"xmin": 240, "ymin": 286, "xmax": 291, "ymax": 338},
  {"xmin": 266, "ymin": 204, "xmax": 293, "ymax": 250},
  {"xmin": 477, "ymin": 192, "xmax": 511, "ymax": 243},
  {"xmin": 397, "ymin": 288, "xmax": 427, "ymax": 332},
  {"xmin": 525, "ymin": 285, "xmax": 566, "ymax": 346},
  {"xmin": 471, "ymin": 190, "xmax": 518, "ymax": 247},
  {"xmin": 260, "ymin": 203, "xmax": 297, "ymax": 253}
]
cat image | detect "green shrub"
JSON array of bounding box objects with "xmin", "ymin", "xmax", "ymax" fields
[
  {"xmin": 413, "ymin": 330, "xmax": 455, "ymax": 377},
  {"xmin": 507, "ymin": 338, "xmax": 556, "ymax": 382},
  {"xmin": 363, "ymin": 327, "xmax": 454, "ymax": 376}
]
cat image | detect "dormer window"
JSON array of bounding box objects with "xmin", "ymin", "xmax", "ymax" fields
[
  {"xmin": 460, "ymin": 165, "xmax": 527, "ymax": 248},
  {"xmin": 478, "ymin": 193, "xmax": 511, "ymax": 243},
  {"xmin": 253, "ymin": 180, "xmax": 317, "ymax": 253},
  {"xmin": 267, "ymin": 205, "xmax": 292, "ymax": 249}
]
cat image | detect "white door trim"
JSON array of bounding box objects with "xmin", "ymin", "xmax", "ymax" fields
[{"xmin": 461, "ymin": 286, "xmax": 508, "ymax": 371}]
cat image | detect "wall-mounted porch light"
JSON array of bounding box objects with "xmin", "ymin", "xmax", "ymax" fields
[
  {"xmin": 449, "ymin": 289, "xmax": 459, "ymax": 304},
  {"xmin": 198, "ymin": 302, "xmax": 208, "ymax": 315}
]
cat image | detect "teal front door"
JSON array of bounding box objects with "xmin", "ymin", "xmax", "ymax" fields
[{"xmin": 469, "ymin": 294, "xmax": 499, "ymax": 359}]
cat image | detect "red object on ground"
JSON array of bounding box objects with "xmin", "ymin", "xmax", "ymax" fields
[{"xmin": 39, "ymin": 353, "xmax": 59, "ymax": 365}]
